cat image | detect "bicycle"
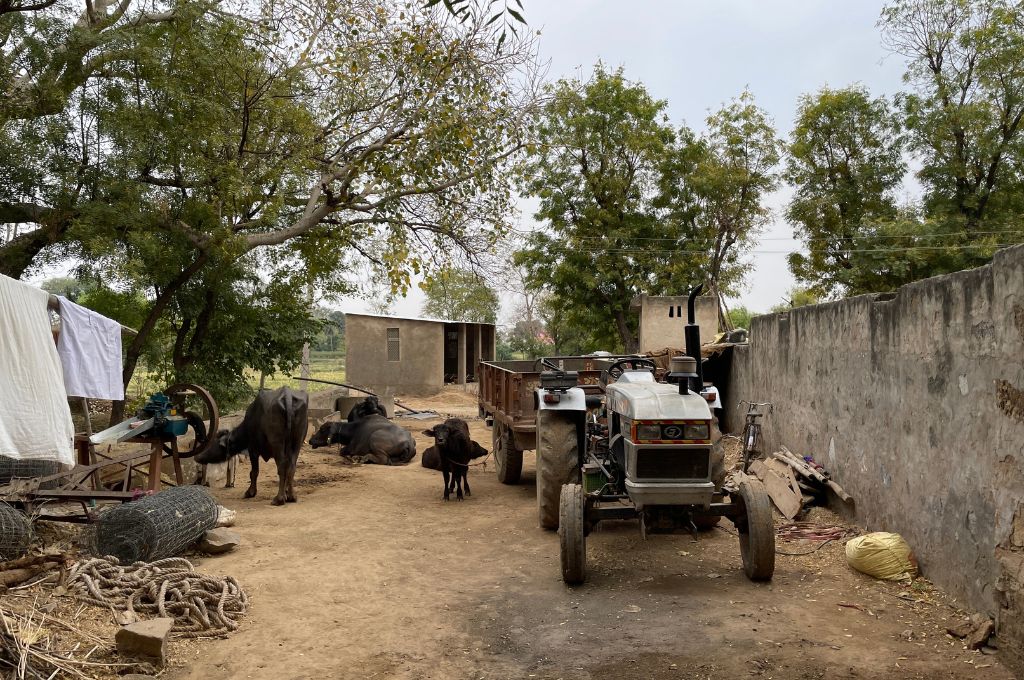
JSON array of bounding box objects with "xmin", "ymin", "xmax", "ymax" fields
[{"xmin": 738, "ymin": 401, "xmax": 773, "ymax": 473}]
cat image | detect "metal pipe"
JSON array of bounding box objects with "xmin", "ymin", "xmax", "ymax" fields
[{"xmin": 685, "ymin": 285, "xmax": 704, "ymax": 393}]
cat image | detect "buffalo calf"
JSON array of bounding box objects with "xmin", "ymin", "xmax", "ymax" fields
[{"xmin": 422, "ymin": 418, "xmax": 486, "ymax": 501}]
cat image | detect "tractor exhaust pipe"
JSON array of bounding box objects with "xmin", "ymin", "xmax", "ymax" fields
[{"xmin": 685, "ymin": 285, "xmax": 704, "ymax": 394}]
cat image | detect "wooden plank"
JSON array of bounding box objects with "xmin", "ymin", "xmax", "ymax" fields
[{"xmin": 752, "ymin": 459, "xmax": 802, "ymax": 519}]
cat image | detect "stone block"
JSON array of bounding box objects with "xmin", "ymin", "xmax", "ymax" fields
[
  {"xmin": 115, "ymin": 618, "xmax": 173, "ymax": 666},
  {"xmin": 198, "ymin": 527, "xmax": 240, "ymax": 554}
]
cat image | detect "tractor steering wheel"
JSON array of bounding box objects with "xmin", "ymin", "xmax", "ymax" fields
[{"xmin": 604, "ymin": 357, "xmax": 657, "ymax": 384}]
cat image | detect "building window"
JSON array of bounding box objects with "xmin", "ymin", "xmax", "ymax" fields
[{"xmin": 386, "ymin": 327, "xmax": 400, "ymax": 362}]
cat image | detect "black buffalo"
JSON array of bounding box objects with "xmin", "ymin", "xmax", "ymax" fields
[
  {"xmin": 422, "ymin": 418, "xmax": 487, "ymax": 501},
  {"xmin": 309, "ymin": 415, "xmax": 415, "ymax": 465},
  {"xmin": 195, "ymin": 386, "xmax": 308, "ymax": 506},
  {"xmin": 346, "ymin": 395, "xmax": 387, "ymax": 421}
]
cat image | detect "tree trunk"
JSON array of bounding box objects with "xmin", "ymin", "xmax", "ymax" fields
[
  {"xmin": 109, "ymin": 253, "xmax": 208, "ymax": 424},
  {"xmin": 612, "ymin": 308, "xmax": 638, "ymax": 354}
]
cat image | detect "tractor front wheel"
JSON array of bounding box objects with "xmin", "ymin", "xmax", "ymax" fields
[
  {"xmin": 536, "ymin": 410, "xmax": 580, "ymax": 530},
  {"xmin": 559, "ymin": 483, "xmax": 586, "ymax": 585},
  {"xmin": 736, "ymin": 477, "xmax": 775, "ymax": 581},
  {"xmin": 493, "ymin": 422, "xmax": 523, "ymax": 485}
]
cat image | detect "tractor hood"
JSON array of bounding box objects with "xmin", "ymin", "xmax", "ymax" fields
[{"xmin": 606, "ymin": 374, "xmax": 712, "ymax": 421}]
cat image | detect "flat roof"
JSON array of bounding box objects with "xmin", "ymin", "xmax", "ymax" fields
[{"xmin": 344, "ymin": 312, "xmax": 495, "ymax": 327}]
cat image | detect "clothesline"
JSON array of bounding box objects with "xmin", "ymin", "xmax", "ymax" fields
[{"xmin": 46, "ymin": 295, "xmax": 138, "ymax": 336}]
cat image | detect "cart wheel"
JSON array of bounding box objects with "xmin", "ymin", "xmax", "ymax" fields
[
  {"xmin": 736, "ymin": 477, "xmax": 775, "ymax": 581},
  {"xmin": 559, "ymin": 483, "xmax": 586, "ymax": 585},
  {"xmin": 164, "ymin": 383, "xmax": 219, "ymax": 459},
  {"xmin": 536, "ymin": 410, "xmax": 579, "ymax": 530},
  {"xmin": 493, "ymin": 422, "xmax": 523, "ymax": 485}
]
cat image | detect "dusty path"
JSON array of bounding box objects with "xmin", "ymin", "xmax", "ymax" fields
[{"xmin": 165, "ymin": 412, "xmax": 1014, "ymax": 680}]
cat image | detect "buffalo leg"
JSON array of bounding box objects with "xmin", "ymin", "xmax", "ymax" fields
[
  {"xmin": 455, "ymin": 469, "xmax": 465, "ymax": 501},
  {"xmin": 272, "ymin": 456, "xmax": 289, "ymax": 506},
  {"xmin": 463, "ymin": 470, "xmax": 471, "ymax": 498},
  {"xmin": 442, "ymin": 469, "xmax": 451, "ymax": 501},
  {"xmin": 244, "ymin": 453, "xmax": 259, "ymax": 498},
  {"xmin": 225, "ymin": 456, "xmax": 236, "ymax": 488},
  {"xmin": 286, "ymin": 455, "xmax": 298, "ymax": 503}
]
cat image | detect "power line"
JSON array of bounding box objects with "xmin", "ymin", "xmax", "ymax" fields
[
  {"xmin": 555, "ymin": 230, "xmax": 1024, "ymax": 243},
  {"xmin": 544, "ymin": 243, "xmax": 1020, "ymax": 256}
]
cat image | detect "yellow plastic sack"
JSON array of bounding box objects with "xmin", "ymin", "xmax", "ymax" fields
[{"xmin": 845, "ymin": 532, "xmax": 918, "ymax": 580}]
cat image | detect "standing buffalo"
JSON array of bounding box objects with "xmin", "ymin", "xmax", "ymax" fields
[
  {"xmin": 422, "ymin": 418, "xmax": 487, "ymax": 501},
  {"xmin": 195, "ymin": 387, "xmax": 308, "ymax": 506}
]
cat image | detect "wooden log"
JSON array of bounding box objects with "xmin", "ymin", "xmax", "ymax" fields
[
  {"xmin": 775, "ymin": 448, "xmax": 854, "ymax": 504},
  {"xmin": 826, "ymin": 479, "xmax": 853, "ymax": 504},
  {"xmin": 0, "ymin": 553, "xmax": 65, "ymax": 572},
  {"xmin": 0, "ymin": 564, "xmax": 48, "ymax": 587},
  {"xmin": 778, "ymin": 447, "xmax": 828, "ymax": 483}
]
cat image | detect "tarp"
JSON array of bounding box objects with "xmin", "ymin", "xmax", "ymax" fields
[{"xmin": 0, "ymin": 274, "xmax": 76, "ymax": 465}]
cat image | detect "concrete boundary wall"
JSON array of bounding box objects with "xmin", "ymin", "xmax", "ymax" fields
[{"xmin": 725, "ymin": 245, "xmax": 1024, "ymax": 670}]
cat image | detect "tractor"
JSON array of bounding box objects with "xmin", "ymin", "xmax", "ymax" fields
[{"xmin": 535, "ymin": 286, "xmax": 775, "ymax": 585}]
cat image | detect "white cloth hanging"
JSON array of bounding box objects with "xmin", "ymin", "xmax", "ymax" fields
[
  {"xmin": 0, "ymin": 274, "xmax": 76, "ymax": 465},
  {"xmin": 56, "ymin": 295, "xmax": 124, "ymax": 401}
]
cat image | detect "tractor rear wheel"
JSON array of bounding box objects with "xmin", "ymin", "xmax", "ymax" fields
[
  {"xmin": 536, "ymin": 410, "xmax": 579, "ymax": 530},
  {"xmin": 493, "ymin": 422, "xmax": 523, "ymax": 485},
  {"xmin": 559, "ymin": 483, "xmax": 586, "ymax": 585},
  {"xmin": 736, "ymin": 477, "xmax": 775, "ymax": 581}
]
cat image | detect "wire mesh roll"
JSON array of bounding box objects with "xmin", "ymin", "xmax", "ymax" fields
[
  {"xmin": 87, "ymin": 486, "xmax": 219, "ymax": 563},
  {"xmin": 0, "ymin": 456, "xmax": 62, "ymax": 489},
  {"xmin": 0, "ymin": 502, "xmax": 32, "ymax": 560}
]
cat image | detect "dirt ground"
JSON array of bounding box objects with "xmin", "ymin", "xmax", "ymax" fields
[{"xmin": 148, "ymin": 390, "xmax": 1015, "ymax": 680}]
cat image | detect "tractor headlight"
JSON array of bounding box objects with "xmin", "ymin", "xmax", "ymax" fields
[
  {"xmin": 636, "ymin": 424, "xmax": 662, "ymax": 441},
  {"xmin": 683, "ymin": 423, "xmax": 710, "ymax": 441}
]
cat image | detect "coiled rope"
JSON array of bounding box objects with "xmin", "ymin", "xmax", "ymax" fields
[{"xmin": 68, "ymin": 556, "xmax": 249, "ymax": 638}]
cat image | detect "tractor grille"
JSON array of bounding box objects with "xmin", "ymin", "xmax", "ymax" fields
[{"xmin": 635, "ymin": 449, "xmax": 709, "ymax": 480}]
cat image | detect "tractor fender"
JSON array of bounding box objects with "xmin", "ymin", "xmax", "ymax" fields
[{"xmin": 535, "ymin": 386, "xmax": 588, "ymax": 412}]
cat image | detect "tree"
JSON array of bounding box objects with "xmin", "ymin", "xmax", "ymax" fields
[
  {"xmin": 785, "ymin": 86, "xmax": 907, "ymax": 296},
  {"xmin": 515, "ymin": 65, "xmax": 695, "ymax": 353},
  {"xmin": 686, "ymin": 91, "xmax": 782, "ymax": 308},
  {"xmin": 2, "ymin": 1, "xmax": 538, "ymax": 419},
  {"xmin": 769, "ymin": 286, "xmax": 823, "ymax": 313},
  {"xmin": 727, "ymin": 305, "xmax": 754, "ymax": 330},
  {"xmin": 881, "ymin": 0, "xmax": 1024, "ymax": 267},
  {"xmin": 420, "ymin": 267, "xmax": 499, "ymax": 323}
]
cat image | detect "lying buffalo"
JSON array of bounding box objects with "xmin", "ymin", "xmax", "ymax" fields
[{"xmin": 309, "ymin": 415, "xmax": 416, "ymax": 465}]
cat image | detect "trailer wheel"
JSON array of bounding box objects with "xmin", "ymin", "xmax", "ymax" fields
[
  {"xmin": 493, "ymin": 422, "xmax": 523, "ymax": 485},
  {"xmin": 559, "ymin": 483, "xmax": 586, "ymax": 585},
  {"xmin": 736, "ymin": 477, "xmax": 775, "ymax": 581},
  {"xmin": 536, "ymin": 410, "xmax": 580, "ymax": 530}
]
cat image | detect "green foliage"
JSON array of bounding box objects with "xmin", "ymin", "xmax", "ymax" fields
[
  {"xmin": 420, "ymin": 268, "xmax": 500, "ymax": 323},
  {"xmin": 686, "ymin": 91, "xmax": 783, "ymax": 296},
  {"xmin": 515, "ymin": 65, "xmax": 693, "ymax": 353},
  {"xmin": 769, "ymin": 286, "xmax": 823, "ymax": 313},
  {"xmin": 516, "ymin": 67, "xmax": 779, "ymax": 352},
  {"xmin": 3, "ymin": 0, "xmax": 536, "ymax": 416},
  {"xmin": 785, "ymin": 86, "xmax": 907, "ymax": 296},
  {"xmin": 878, "ymin": 0, "xmax": 1024, "ymax": 271},
  {"xmin": 727, "ymin": 306, "xmax": 754, "ymax": 330}
]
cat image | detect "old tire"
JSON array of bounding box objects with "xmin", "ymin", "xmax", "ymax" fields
[
  {"xmin": 536, "ymin": 410, "xmax": 580, "ymax": 530},
  {"xmin": 493, "ymin": 422, "xmax": 523, "ymax": 485},
  {"xmin": 737, "ymin": 477, "xmax": 775, "ymax": 581},
  {"xmin": 559, "ymin": 483, "xmax": 586, "ymax": 585}
]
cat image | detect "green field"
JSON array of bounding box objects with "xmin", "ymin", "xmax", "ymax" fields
[{"xmin": 249, "ymin": 351, "xmax": 346, "ymax": 392}]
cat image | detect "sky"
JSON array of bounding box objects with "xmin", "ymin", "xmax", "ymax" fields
[{"xmin": 342, "ymin": 0, "xmax": 910, "ymax": 322}]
